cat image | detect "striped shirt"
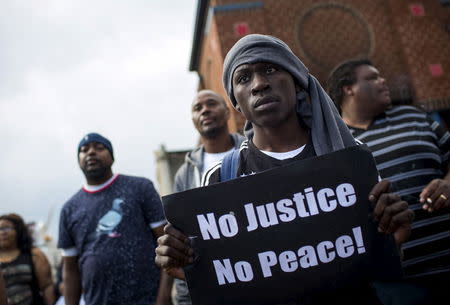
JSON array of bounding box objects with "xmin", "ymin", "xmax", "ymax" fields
[
  {"xmin": 348, "ymin": 105, "xmax": 450, "ymax": 279},
  {"xmin": 0, "ymin": 253, "xmax": 34, "ymax": 305}
]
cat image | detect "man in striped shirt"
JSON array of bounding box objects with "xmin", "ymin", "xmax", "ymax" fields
[{"xmin": 327, "ymin": 59, "xmax": 450, "ymax": 305}]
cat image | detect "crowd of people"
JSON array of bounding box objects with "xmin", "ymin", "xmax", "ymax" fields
[{"xmin": 1, "ymin": 34, "xmax": 449, "ymax": 305}]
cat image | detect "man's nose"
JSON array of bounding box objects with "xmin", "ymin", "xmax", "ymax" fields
[
  {"xmin": 87, "ymin": 146, "xmax": 97, "ymax": 155},
  {"xmin": 200, "ymin": 106, "xmax": 211, "ymax": 116},
  {"xmin": 251, "ymin": 73, "xmax": 269, "ymax": 95}
]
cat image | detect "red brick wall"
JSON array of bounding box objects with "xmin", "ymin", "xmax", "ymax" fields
[
  {"xmin": 196, "ymin": 0, "xmax": 450, "ymax": 131},
  {"xmin": 387, "ymin": 0, "xmax": 450, "ymax": 111},
  {"xmin": 198, "ymin": 0, "xmax": 249, "ymax": 133}
]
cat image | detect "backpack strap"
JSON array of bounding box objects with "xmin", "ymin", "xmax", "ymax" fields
[{"xmin": 220, "ymin": 149, "xmax": 240, "ymax": 182}]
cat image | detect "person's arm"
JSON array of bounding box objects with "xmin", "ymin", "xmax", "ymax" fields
[
  {"xmin": 419, "ymin": 162, "xmax": 450, "ymax": 212},
  {"xmin": 153, "ymin": 225, "xmax": 173, "ymax": 305},
  {"xmin": 155, "ymin": 165, "xmax": 219, "ymax": 278},
  {"xmin": 419, "ymin": 117, "xmax": 450, "ymax": 212},
  {"xmin": 369, "ymin": 180, "xmax": 414, "ymax": 246},
  {"xmin": 155, "ymin": 223, "xmax": 193, "ymax": 280},
  {"xmin": 0, "ymin": 268, "xmax": 7, "ymax": 305},
  {"xmin": 62, "ymin": 256, "xmax": 81, "ymax": 305},
  {"xmin": 173, "ymin": 167, "xmax": 184, "ymax": 193},
  {"xmin": 31, "ymin": 248, "xmax": 55, "ymax": 305},
  {"xmin": 139, "ymin": 178, "xmax": 176, "ymax": 304}
]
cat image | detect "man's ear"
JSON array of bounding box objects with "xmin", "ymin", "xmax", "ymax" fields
[
  {"xmin": 343, "ymin": 85, "xmax": 354, "ymax": 97},
  {"xmin": 224, "ymin": 105, "xmax": 230, "ymax": 119}
]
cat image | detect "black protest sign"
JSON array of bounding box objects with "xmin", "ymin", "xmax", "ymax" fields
[{"xmin": 162, "ymin": 145, "xmax": 402, "ymax": 305}]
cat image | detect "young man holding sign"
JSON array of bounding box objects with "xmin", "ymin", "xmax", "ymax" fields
[{"xmin": 156, "ymin": 35, "xmax": 414, "ymax": 305}]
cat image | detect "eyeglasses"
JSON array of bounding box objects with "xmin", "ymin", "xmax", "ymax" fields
[{"xmin": 0, "ymin": 227, "xmax": 14, "ymax": 232}]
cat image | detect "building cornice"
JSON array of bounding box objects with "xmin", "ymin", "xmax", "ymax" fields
[{"xmin": 189, "ymin": 0, "xmax": 209, "ymax": 72}]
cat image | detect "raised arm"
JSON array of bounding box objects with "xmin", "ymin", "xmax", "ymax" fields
[
  {"xmin": 155, "ymin": 223, "xmax": 194, "ymax": 280},
  {"xmin": 152, "ymin": 224, "xmax": 174, "ymax": 305},
  {"xmin": 419, "ymin": 163, "xmax": 450, "ymax": 212},
  {"xmin": 369, "ymin": 180, "xmax": 414, "ymax": 245}
]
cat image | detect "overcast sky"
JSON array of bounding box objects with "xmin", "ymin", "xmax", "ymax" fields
[{"xmin": 0, "ymin": 1, "xmax": 200, "ymax": 238}]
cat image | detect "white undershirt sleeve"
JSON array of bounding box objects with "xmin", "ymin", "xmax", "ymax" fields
[
  {"xmin": 61, "ymin": 247, "xmax": 78, "ymax": 257},
  {"xmin": 149, "ymin": 219, "xmax": 167, "ymax": 229}
]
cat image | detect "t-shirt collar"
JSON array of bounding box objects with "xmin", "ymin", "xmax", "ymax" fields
[{"xmin": 83, "ymin": 173, "xmax": 119, "ymax": 193}]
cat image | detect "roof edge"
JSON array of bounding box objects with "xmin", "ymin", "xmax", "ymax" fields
[{"xmin": 189, "ymin": 0, "xmax": 209, "ymax": 72}]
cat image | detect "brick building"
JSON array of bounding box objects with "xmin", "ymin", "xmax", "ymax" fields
[{"xmin": 189, "ymin": 0, "xmax": 450, "ymax": 133}]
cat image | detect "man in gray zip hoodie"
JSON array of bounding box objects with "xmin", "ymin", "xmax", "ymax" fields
[{"xmin": 172, "ymin": 89, "xmax": 244, "ymax": 304}]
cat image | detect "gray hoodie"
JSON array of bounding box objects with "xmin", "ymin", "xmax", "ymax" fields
[
  {"xmin": 172, "ymin": 133, "xmax": 244, "ymax": 305},
  {"xmin": 174, "ymin": 133, "xmax": 244, "ymax": 193}
]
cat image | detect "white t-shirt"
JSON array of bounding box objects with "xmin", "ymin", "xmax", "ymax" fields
[
  {"xmin": 82, "ymin": 173, "xmax": 118, "ymax": 192},
  {"xmin": 260, "ymin": 144, "xmax": 306, "ymax": 160},
  {"xmin": 203, "ymin": 148, "xmax": 235, "ymax": 174},
  {"xmin": 55, "ymin": 295, "xmax": 85, "ymax": 305}
]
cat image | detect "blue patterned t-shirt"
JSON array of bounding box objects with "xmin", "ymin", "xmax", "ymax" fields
[{"xmin": 58, "ymin": 174, "xmax": 166, "ymax": 305}]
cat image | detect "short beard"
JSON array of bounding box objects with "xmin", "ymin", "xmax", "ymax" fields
[
  {"xmin": 82, "ymin": 166, "xmax": 110, "ymax": 181},
  {"xmin": 200, "ymin": 125, "xmax": 225, "ymax": 139}
]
